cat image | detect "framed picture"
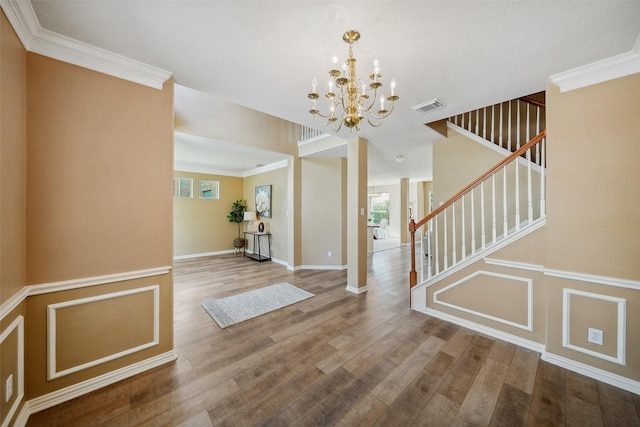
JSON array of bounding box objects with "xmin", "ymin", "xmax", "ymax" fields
[
  {"xmin": 173, "ymin": 177, "xmax": 193, "ymax": 198},
  {"xmin": 255, "ymin": 185, "xmax": 271, "ymax": 218},
  {"xmin": 199, "ymin": 180, "xmax": 219, "ymax": 199}
]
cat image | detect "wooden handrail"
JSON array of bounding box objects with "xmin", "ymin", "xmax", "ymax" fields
[
  {"xmin": 409, "ymin": 129, "xmax": 546, "ymax": 287},
  {"xmin": 518, "ymin": 96, "xmax": 545, "ymax": 109}
]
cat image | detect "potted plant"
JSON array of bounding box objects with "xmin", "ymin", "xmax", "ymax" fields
[{"xmin": 227, "ymin": 199, "xmax": 246, "ymax": 250}]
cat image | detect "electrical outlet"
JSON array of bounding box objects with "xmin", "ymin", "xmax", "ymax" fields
[
  {"xmin": 6, "ymin": 374, "xmax": 13, "ymax": 402},
  {"xmin": 588, "ymin": 328, "xmax": 603, "ymax": 345},
  {"xmin": 328, "ymin": 251, "xmax": 333, "ymax": 257}
]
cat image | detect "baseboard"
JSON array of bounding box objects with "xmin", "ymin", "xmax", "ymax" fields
[
  {"xmin": 173, "ymin": 250, "xmax": 234, "ymax": 260},
  {"xmin": 15, "ymin": 350, "xmax": 177, "ymax": 425},
  {"xmin": 542, "ymin": 352, "xmax": 640, "ymax": 395},
  {"xmin": 346, "ymin": 285, "xmax": 368, "ymax": 294},
  {"xmin": 425, "ymin": 308, "xmax": 545, "ymax": 353}
]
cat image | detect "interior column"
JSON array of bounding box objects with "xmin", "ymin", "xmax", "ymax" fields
[{"xmin": 346, "ymin": 137, "xmax": 368, "ymax": 293}]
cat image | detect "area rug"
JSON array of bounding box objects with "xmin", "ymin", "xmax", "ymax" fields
[{"xmin": 201, "ymin": 282, "xmax": 314, "ymax": 329}]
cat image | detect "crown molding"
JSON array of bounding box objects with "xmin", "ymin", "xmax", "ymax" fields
[
  {"xmin": 550, "ymin": 33, "xmax": 640, "ymax": 93},
  {"xmin": 0, "ymin": 0, "xmax": 171, "ymax": 90}
]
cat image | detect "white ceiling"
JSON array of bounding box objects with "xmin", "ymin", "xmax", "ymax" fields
[{"xmin": 30, "ymin": 1, "xmax": 640, "ymax": 185}]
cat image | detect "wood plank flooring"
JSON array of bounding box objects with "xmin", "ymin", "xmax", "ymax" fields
[{"xmin": 27, "ymin": 246, "xmax": 640, "ymax": 426}]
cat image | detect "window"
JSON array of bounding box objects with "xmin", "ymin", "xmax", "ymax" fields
[{"xmin": 369, "ymin": 192, "xmax": 390, "ymax": 224}]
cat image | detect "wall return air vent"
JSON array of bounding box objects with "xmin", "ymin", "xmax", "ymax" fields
[{"xmin": 412, "ymin": 98, "xmax": 444, "ymax": 114}]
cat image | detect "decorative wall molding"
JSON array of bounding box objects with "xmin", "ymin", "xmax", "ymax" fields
[
  {"xmin": 0, "ymin": 316, "xmax": 24, "ymax": 427},
  {"xmin": 562, "ymin": 288, "xmax": 626, "ymax": 365},
  {"xmin": 29, "ymin": 266, "xmax": 172, "ymax": 296},
  {"xmin": 17, "ymin": 350, "xmax": 177, "ymax": 424},
  {"xmin": 47, "ymin": 285, "xmax": 160, "ymax": 380},
  {"xmin": 0, "ymin": 267, "xmax": 171, "ymax": 322},
  {"xmin": 545, "ymin": 268, "xmax": 640, "ymax": 291},
  {"xmin": 484, "ymin": 258, "xmax": 544, "ymax": 272},
  {"xmin": 433, "ymin": 270, "xmax": 534, "ymax": 331},
  {"xmin": 0, "ymin": 0, "xmax": 172, "ymax": 90},
  {"xmin": 550, "ymin": 33, "xmax": 640, "ymax": 93}
]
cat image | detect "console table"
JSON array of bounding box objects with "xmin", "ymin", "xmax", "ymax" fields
[{"xmin": 243, "ymin": 231, "xmax": 272, "ymax": 262}]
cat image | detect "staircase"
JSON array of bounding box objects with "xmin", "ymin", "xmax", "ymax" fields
[{"xmin": 409, "ymin": 95, "xmax": 546, "ymax": 306}]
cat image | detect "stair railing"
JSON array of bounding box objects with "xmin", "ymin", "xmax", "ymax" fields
[
  {"xmin": 409, "ymin": 130, "xmax": 546, "ymax": 291},
  {"xmin": 449, "ymin": 97, "xmax": 545, "ymax": 155}
]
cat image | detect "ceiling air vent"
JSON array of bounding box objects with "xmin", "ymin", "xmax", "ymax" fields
[{"xmin": 412, "ymin": 99, "xmax": 444, "ymax": 114}]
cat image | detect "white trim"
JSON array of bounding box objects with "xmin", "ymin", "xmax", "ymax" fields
[
  {"xmin": 433, "ymin": 270, "xmax": 534, "ymax": 331},
  {"xmin": 29, "ymin": 266, "xmax": 171, "ymax": 296},
  {"xmin": 545, "ymin": 268, "xmax": 640, "ymax": 291},
  {"xmin": 242, "ymin": 160, "xmax": 289, "ymax": 177},
  {"xmin": 447, "ymin": 122, "xmax": 545, "ymax": 175},
  {"xmin": 346, "ymin": 285, "xmax": 368, "ymax": 294},
  {"xmin": 0, "ymin": 0, "xmax": 172, "ymax": 90},
  {"xmin": 415, "ymin": 217, "xmax": 546, "ymax": 291},
  {"xmin": 297, "ymin": 133, "xmax": 330, "ymax": 146},
  {"xmin": 174, "ymin": 250, "xmax": 234, "ymax": 260},
  {"xmin": 0, "ymin": 316, "xmax": 24, "ymax": 427},
  {"xmin": 562, "ymin": 289, "xmax": 626, "ymax": 366},
  {"xmin": 297, "ymin": 264, "xmax": 348, "ymax": 271},
  {"xmin": 0, "ymin": 268, "xmax": 172, "ymax": 323},
  {"xmin": 0, "ymin": 287, "xmax": 28, "ymax": 323},
  {"xmin": 484, "ymin": 258, "xmax": 544, "ymax": 272},
  {"xmin": 19, "ymin": 350, "xmax": 177, "ymax": 421},
  {"xmin": 542, "ymin": 352, "xmax": 640, "ymax": 395},
  {"xmin": 425, "ymin": 308, "xmax": 545, "ymax": 354},
  {"xmin": 550, "ymin": 33, "xmax": 640, "ymax": 93},
  {"xmin": 47, "ymin": 285, "xmax": 160, "ymax": 380}
]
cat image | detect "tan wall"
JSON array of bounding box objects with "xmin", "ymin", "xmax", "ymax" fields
[
  {"xmin": 1, "ymin": 11, "xmax": 28, "ymax": 426},
  {"xmin": 0, "ymin": 10, "xmax": 27, "ymax": 305},
  {"xmin": 545, "ymin": 74, "xmax": 640, "ymax": 380},
  {"xmin": 26, "ymin": 54, "xmax": 174, "ymax": 283},
  {"xmin": 426, "ymin": 227, "xmax": 547, "ymax": 344},
  {"xmin": 301, "ymin": 158, "xmax": 346, "ymax": 267},
  {"xmin": 173, "ymin": 171, "xmax": 243, "ymax": 256},
  {"xmin": 25, "ymin": 273, "xmax": 172, "ymax": 397},
  {"xmin": 22, "ymin": 53, "xmax": 175, "ymax": 399},
  {"xmin": 244, "ymin": 167, "xmax": 288, "ymax": 261}
]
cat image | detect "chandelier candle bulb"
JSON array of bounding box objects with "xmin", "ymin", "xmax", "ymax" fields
[{"xmin": 390, "ymin": 79, "xmax": 396, "ymax": 96}]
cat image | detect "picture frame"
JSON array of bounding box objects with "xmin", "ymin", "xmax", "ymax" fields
[
  {"xmin": 173, "ymin": 177, "xmax": 193, "ymax": 198},
  {"xmin": 255, "ymin": 185, "xmax": 271, "ymax": 218},
  {"xmin": 199, "ymin": 180, "xmax": 220, "ymax": 199}
]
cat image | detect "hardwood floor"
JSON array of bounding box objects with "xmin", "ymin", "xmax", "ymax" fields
[{"xmin": 28, "ymin": 247, "xmax": 640, "ymax": 426}]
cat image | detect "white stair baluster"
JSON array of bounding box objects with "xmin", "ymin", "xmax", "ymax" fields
[
  {"xmin": 461, "ymin": 195, "xmax": 466, "ymax": 260},
  {"xmin": 481, "ymin": 181, "xmax": 486, "ymax": 249},
  {"xmin": 471, "ymin": 189, "xmax": 476, "ymax": 255},
  {"xmin": 499, "ymin": 103, "xmax": 503, "ymax": 149},
  {"xmin": 427, "ymin": 218, "xmax": 433, "ymax": 279},
  {"xmin": 482, "ymin": 108, "xmax": 487, "ymax": 140},
  {"xmin": 527, "ymin": 143, "xmax": 533, "ymax": 224},
  {"xmin": 492, "ymin": 174, "xmax": 497, "ymax": 244},
  {"xmin": 515, "ymin": 154, "xmax": 521, "ymax": 230},
  {"xmin": 503, "ymin": 166, "xmax": 508, "ymax": 237},
  {"xmin": 491, "ymin": 104, "xmax": 495, "ymax": 144},
  {"xmin": 452, "ymin": 203, "xmax": 456, "ymax": 265},
  {"xmin": 508, "ymin": 100, "xmax": 512, "ymax": 151},
  {"xmin": 443, "ymin": 208, "xmax": 448, "ymax": 270},
  {"xmin": 435, "ymin": 215, "xmax": 440, "ymax": 274},
  {"xmin": 540, "ymin": 137, "xmax": 546, "ymax": 217}
]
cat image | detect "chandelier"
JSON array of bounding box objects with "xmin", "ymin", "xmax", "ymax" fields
[{"xmin": 307, "ymin": 30, "xmax": 399, "ymax": 131}]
